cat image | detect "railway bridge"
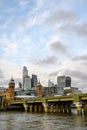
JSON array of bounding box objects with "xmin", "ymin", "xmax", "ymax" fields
[{"xmin": 5, "ymin": 94, "xmax": 87, "ymax": 115}]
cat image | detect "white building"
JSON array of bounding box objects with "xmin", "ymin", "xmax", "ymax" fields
[
  {"xmin": 64, "ymin": 87, "xmax": 82, "ymax": 95},
  {"xmin": 23, "ymin": 66, "xmax": 28, "ymax": 77},
  {"xmin": 24, "ymin": 76, "xmax": 31, "ymax": 90},
  {"xmin": 57, "ymin": 76, "xmax": 71, "ymax": 88},
  {"xmin": 23, "ymin": 66, "xmax": 31, "ymax": 90}
]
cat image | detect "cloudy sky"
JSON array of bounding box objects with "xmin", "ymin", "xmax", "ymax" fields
[{"xmin": 0, "ymin": 0, "xmax": 87, "ymax": 92}]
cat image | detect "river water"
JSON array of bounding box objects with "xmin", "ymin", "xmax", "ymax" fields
[{"xmin": 0, "ymin": 111, "xmax": 87, "ymax": 130}]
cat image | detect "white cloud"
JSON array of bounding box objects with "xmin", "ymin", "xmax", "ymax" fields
[
  {"xmin": 0, "ymin": 0, "xmax": 87, "ymax": 92},
  {"xmin": 0, "ymin": 59, "xmax": 22, "ymax": 79},
  {"xmin": 18, "ymin": 0, "xmax": 29, "ymax": 7},
  {"xmin": 36, "ymin": 56, "xmax": 57, "ymax": 65},
  {"xmin": 0, "ymin": 34, "xmax": 18, "ymax": 55}
]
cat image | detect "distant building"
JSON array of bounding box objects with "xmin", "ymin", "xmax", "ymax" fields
[
  {"xmin": 19, "ymin": 82, "xmax": 22, "ymax": 88},
  {"xmin": 65, "ymin": 77, "xmax": 71, "ymax": 87},
  {"xmin": 31, "ymin": 74, "xmax": 38, "ymax": 88},
  {"xmin": 48, "ymin": 80, "xmax": 55, "ymax": 87},
  {"xmin": 0, "ymin": 78, "xmax": 15, "ymax": 102},
  {"xmin": 23, "ymin": 66, "xmax": 28, "ymax": 77},
  {"xmin": 43, "ymin": 86, "xmax": 57, "ymax": 97},
  {"xmin": 64, "ymin": 87, "xmax": 82, "ymax": 95},
  {"xmin": 57, "ymin": 76, "xmax": 71, "ymax": 88},
  {"xmin": 0, "ymin": 87, "xmax": 7, "ymax": 93},
  {"xmin": 23, "ymin": 66, "xmax": 31, "ymax": 90},
  {"xmin": 23, "ymin": 66, "xmax": 28, "ymax": 89},
  {"xmin": 24, "ymin": 76, "xmax": 31, "ymax": 90},
  {"xmin": 36, "ymin": 82, "xmax": 42, "ymax": 98}
]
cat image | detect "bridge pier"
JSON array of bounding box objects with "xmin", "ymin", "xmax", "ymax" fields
[
  {"xmin": 30, "ymin": 105, "xmax": 33, "ymax": 112},
  {"xmin": 42, "ymin": 98, "xmax": 48, "ymax": 113},
  {"xmin": 38, "ymin": 105, "xmax": 43, "ymax": 112},
  {"xmin": 43, "ymin": 103, "xmax": 48, "ymax": 113},
  {"xmin": 84, "ymin": 104, "xmax": 87, "ymax": 115},
  {"xmin": 60, "ymin": 105, "xmax": 63, "ymax": 113},
  {"xmin": 23, "ymin": 104, "xmax": 28, "ymax": 112},
  {"xmin": 76, "ymin": 102, "xmax": 82, "ymax": 115},
  {"xmin": 64, "ymin": 105, "xmax": 68, "ymax": 113},
  {"xmin": 1, "ymin": 97, "xmax": 7, "ymax": 110},
  {"xmin": 49, "ymin": 105, "xmax": 54, "ymax": 112},
  {"xmin": 55, "ymin": 104, "xmax": 59, "ymax": 112},
  {"xmin": 1, "ymin": 98, "xmax": 4, "ymax": 109},
  {"xmin": 68, "ymin": 104, "xmax": 71, "ymax": 113},
  {"xmin": 34, "ymin": 105, "xmax": 38, "ymax": 112}
]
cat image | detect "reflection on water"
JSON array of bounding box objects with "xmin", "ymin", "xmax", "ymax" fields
[{"xmin": 0, "ymin": 112, "xmax": 87, "ymax": 130}]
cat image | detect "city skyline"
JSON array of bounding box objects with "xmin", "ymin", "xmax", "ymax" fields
[{"xmin": 0, "ymin": 0, "xmax": 87, "ymax": 92}]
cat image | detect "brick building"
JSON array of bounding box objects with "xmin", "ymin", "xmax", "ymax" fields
[{"xmin": 0, "ymin": 78, "xmax": 15, "ymax": 108}]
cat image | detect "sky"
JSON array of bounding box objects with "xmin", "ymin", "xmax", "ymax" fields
[{"xmin": 0, "ymin": 0, "xmax": 87, "ymax": 92}]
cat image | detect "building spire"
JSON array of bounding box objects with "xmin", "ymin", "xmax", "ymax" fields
[{"xmin": 10, "ymin": 76, "xmax": 14, "ymax": 83}]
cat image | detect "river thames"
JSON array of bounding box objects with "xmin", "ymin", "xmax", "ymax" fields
[{"xmin": 0, "ymin": 111, "xmax": 87, "ymax": 130}]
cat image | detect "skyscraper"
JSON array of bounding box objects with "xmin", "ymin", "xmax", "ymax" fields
[
  {"xmin": 24, "ymin": 76, "xmax": 31, "ymax": 90},
  {"xmin": 57, "ymin": 76, "xmax": 71, "ymax": 95},
  {"xmin": 23, "ymin": 66, "xmax": 28, "ymax": 77},
  {"xmin": 23, "ymin": 66, "xmax": 31, "ymax": 90},
  {"xmin": 31, "ymin": 74, "xmax": 37, "ymax": 88},
  {"xmin": 57, "ymin": 76, "xmax": 71, "ymax": 88},
  {"xmin": 65, "ymin": 77, "xmax": 71, "ymax": 87}
]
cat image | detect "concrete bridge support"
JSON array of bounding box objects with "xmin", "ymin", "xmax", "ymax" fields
[
  {"xmin": 42, "ymin": 98, "xmax": 48, "ymax": 113},
  {"xmin": 84, "ymin": 104, "xmax": 87, "ymax": 115},
  {"xmin": 55, "ymin": 105, "xmax": 59, "ymax": 112},
  {"xmin": 76, "ymin": 103, "xmax": 82, "ymax": 115},
  {"xmin": 43, "ymin": 103, "xmax": 48, "ymax": 113},
  {"xmin": 49, "ymin": 105, "xmax": 54, "ymax": 112},
  {"xmin": 30, "ymin": 105, "xmax": 33, "ymax": 112},
  {"xmin": 38, "ymin": 105, "xmax": 43, "ymax": 112},
  {"xmin": 34, "ymin": 105, "xmax": 38, "ymax": 112},
  {"xmin": 68, "ymin": 104, "xmax": 71, "ymax": 113},
  {"xmin": 64, "ymin": 105, "xmax": 68, "ymax": 113},
  {"xmin": 1, "ymin": 98, "xmax": 4, "ymax": 109},
  {"xmin": 1, "ymin": 97, "xmax": 7, "ymax": 110},
  {"xmin": 23, "ymin": 104, "xmax": 28, "ymax": 112},
  {"xmin": 60, "ymin": 105, "xmax": 63, "ymax": 113}
]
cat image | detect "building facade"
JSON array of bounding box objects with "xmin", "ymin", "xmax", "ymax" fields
[
  {"xmin": 0, "ymin": 78, "xmax": 15, "ymax": 105},
  {"xmin": 23, "ymin": 66, "xmax": 31, "ymax": 90},
  {"xmin": 43, "ymin": 86, "xmax": 57, "ymax": 97},
  {"xmin": 65, "ymin": 77, "xmax": 71, "ymax": 87},
  {"xmin": 57, "ymin": 76, "xmax": 71, "ymax": 88},
  {"xmin": 48, "ymin": 80, "xmax": 55, "ymax": 87},
  {"xmin": 31, "ymin": 74, "xmax": 38, "ymax": 88},
  {"xmin": 36, "ymin": 83, "xmax": 42, "ymax": 98},
  {"xmin": 24, "ymin": 76, "xmax": 31, "ymax": 90},
  {"xmin": 23, "ymin": 66, "xmax": 28, "ymax": 89}
]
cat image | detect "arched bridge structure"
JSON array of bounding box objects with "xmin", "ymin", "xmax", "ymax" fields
[{"xmin": 7, "ymin": 94, "xmax": 87, "ymax": 115}]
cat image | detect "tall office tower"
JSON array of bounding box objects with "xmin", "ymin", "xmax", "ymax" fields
[
  {"xmin": 57, "ymin": 76, "xmax": 71, "ymax": 88},
  {"xmin": 24, "ymin": 76, "xmax": 31, "ymax": 90},
  {"xmin": 23, "ymin": 66, "xmax": 28, "ymax": 77},
  {"xmin": 65, "ymin": 77, "xmax": 71, "ymax": 87},
  {"xmin": 57, "ymin": 76, "xmax": 71, "ymax": 95},
  {"xmin": 31, "ymin": 74, "xmax": 37, "ymax": 88},
  {"xmin": 23, "ymin": 66, "xmax": 31, "ymax": 90},
  {"xmin": 57, "ymin": 76, "xmax": 65, "ymax": 95},
  {"xmin": 23, "ymin": 66, "xmax": 28, "ymax": 89}
]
